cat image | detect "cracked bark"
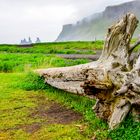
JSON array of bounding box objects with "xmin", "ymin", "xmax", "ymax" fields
[{"xmin": 36, "ymin": 13, "xmax": 140, "ymax": 129}]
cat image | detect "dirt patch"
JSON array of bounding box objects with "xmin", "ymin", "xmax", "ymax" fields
[
  {"xmin": 30, "ymin": 96, "xmax": 83, "ymax": 124},
  {"xmin": 26, "ymin": 93, "xmax": 83, "ymax": 133},
  {"xmin": 57, "ymin": 54, "xmax": 100, "ymax": 61},
  {"xmin": 22, "ymin": 122, "xmax": 42, "ymax": 134},
  {"xmin": 0, "ymin": 93, "xmax": 83, "ymax": 134},
  {"xmin": 46, "ymin": 102, "xmax": 82, "ymax": 124}
]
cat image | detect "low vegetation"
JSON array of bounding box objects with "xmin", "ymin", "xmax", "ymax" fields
[
  {"xmin": 0, "ymin": 41, "xmax": 140, "ymax": 139},
  {"xmin": 0, "ymin": 41, "xmax": 103, "ymax": 54},
  {"xmin": 0, "ymin": 40, "xmax": 139, "ymax": 55},
  {"xmin": 0, "ymin": 53, "xmax": 89, "ymax": 72}
]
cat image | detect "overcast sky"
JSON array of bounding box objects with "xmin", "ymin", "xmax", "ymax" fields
[{"xmin": 0, "ymin": 0, "xmax": 133, "ymax": 44}]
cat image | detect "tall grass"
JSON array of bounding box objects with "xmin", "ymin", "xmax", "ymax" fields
[{"xmin": 0, "ymin": 53, "xmax": 89, "ymax": 72}]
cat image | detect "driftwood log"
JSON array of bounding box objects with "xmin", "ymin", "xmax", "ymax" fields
[{"xmin": 36, "ymin": 13, "xmax": 140, "ymax": 129}]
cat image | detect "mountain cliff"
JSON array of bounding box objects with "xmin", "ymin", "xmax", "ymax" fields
[{"xmin": 56, "ymin": 0, "xmax": 140, "ymax": 42}]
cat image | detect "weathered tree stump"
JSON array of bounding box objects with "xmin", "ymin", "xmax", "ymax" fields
[{"xmin": 36, "ymin": 13, "xmax": 140, "ymax": 129}]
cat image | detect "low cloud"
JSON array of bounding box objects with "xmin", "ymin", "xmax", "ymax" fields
[{"xmin": 0, "ymin": 0, "xmax": 132, "ymax": 43}]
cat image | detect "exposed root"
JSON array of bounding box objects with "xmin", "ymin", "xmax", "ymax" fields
[{"xmin": 36, "ymin": 13, "xmax": 140, "ymax": 129}]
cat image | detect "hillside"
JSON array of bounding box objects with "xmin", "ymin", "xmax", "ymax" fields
[{"xmin": 56, "ymin": 0, "xmax": 140, "ymax": 42}]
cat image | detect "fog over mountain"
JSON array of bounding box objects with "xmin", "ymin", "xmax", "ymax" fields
[
  {"xmin": 0, "ymin": 0, "xmax": 133, "ymax": 43},
  {"xmin": 56, "ymin": 0, "xmax": 140, "ymax": 42}
]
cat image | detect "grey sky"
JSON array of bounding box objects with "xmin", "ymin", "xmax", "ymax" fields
[{"xmin": 0, "ymin": 0, "xmax": 132, "ymax": 44}]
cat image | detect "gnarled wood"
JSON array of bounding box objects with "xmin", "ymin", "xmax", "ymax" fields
[{"xmin": 36, "ymin": 13, "xmax": 140, "ymax": 129}]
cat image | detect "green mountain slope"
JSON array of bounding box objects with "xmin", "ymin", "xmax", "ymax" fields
[{"xmin": 56, "ymin": 0, "xmax": 140, "ymax": 41}]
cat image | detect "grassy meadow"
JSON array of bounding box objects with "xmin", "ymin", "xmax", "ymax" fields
[
  {"xmin": 0, "ymin": 41, "xmax": 140, "ymax": 140},
  {"xmin": 0, "ymin": 41, "xmax": 103, "ymax": 54}
]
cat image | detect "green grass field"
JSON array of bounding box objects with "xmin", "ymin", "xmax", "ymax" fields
[
  {"xmin": 0, "ymin": 42, "xmax": 140, "ymax": 140},
  {"xmin": 0, "ymin": 40, "xmax": 139, "ymax": 55},
  {"xmin": 0, "ymin": 41, "xmax": 103, "ymax": 54}
]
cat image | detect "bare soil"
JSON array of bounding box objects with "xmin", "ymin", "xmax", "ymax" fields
[
  {"xmin": 0, "ymin": 93, "xmax": 82, "ymax": 134},
  {"xmin": 24, "ymin": 93, "xmax": 82, "ymax": 134},
  {"xmin": 45, "ymin": 102, "xmax": 82, "ymax": 124}
]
